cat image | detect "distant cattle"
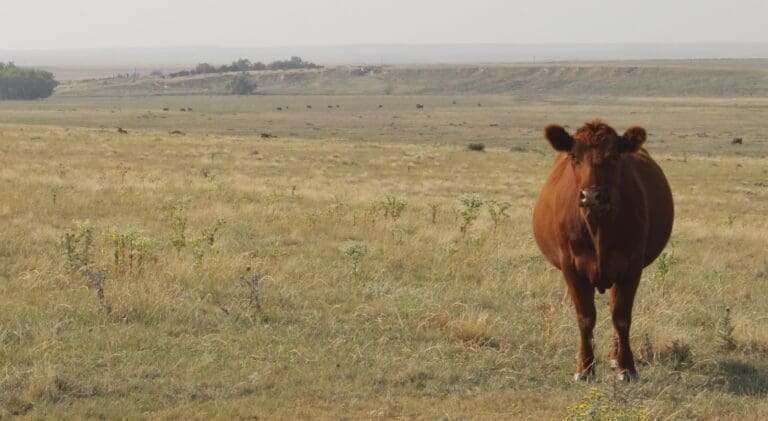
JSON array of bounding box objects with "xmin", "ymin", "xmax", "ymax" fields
[
  {"xmin": 533, "ymin": 119, "xmax": 673, "ymax": 383},
  {"xmin": 187, "ymin": 107, "xmax": 193, "ymax": 111},
  {"xmin": 276, "ymin": 107, "xmax": 283, "ymax": 111},
  {"xmin": 260, "ymin": 133, "xmax": 277, "ymax": 139},
  {"xmin": 162, "ymin": 107, "xmax": 170, "ymax": 111},
  {"xmin": 180, "ymin": 108, "xmax": 187, "ymax": 112},
  {"xmin": 477, "ymin": 103, "xmax": 482, "ymax": 107},
  {"xmin": 328, "ymin": 105, "xmax": 333, "ymax": 109},
  {"xmin": 306, "ymin": 105, "xmax": 312, "ymax": 109},
  {"xmin": 378, "ymin": 104, "xmax": 383, "ymax": 108},
  {"xmin": 169, "ymin": 130, "xmax": 185, "ymax": 135},
  {"xmin": 731, "ymin": 137, "xmax": 743, "ymax": 145},
  {"xmin": 416, "ymin": 104, "xmax": 424, "ymax": 109},
  {"xmin": 117, "ymin": 127, "xmax": 128, "ymax": 134}
]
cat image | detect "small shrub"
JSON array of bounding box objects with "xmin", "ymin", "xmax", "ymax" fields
[
  {"xmin": 163, "ymin": 198, "xmax": 190, "ymax": 251},
  {"xmin": 458, "ymin": 193, "xmax": 484, "ymax": 234},
  {"xmin": 660, "ymin": 340, "xmax": 693, "ymax": 370},
  {"xmin": 716, "ymin": 308, "xmax": 736, "ymax": 351},
  {"xmin": 638, "ymin": 333, "xmax": 655, "ymax": 364},
  {"xmin": 242, "ymin": 268, "xmax": 262, "ymax": 312},
  {"xmin": 48, "ymin": 183, "xmax": 62, "ymax": 205},
  {"xmin": 61, "ymin": 220, "xmax": 94, "ymax": 271},
  {"xmin": 191, "ymin": 239, "xmax": 205, "ymax": 265},
  {"xmin": 192, "ymin": 218, "xmax": 226, "ymax": 265},
  {"xmin": 467, "ymin": 143, "xmax": 485, "ymax": 152},
  {"xmin": 365, "ymin": 200, "xmax": 382, "ymax": 223},
  {"xmin": 201, "ymin": 218, "xmax": 226, "ymax": 247},
  {"xmin": 109, "ymin": 228, "xmax": 152, "ymax": 276},
  {"xmin": 428, "ymin": 202, "xmax": 440, "ymax": 224},
  {"xmin": 341, "ymin": 240, "xmax": 369, "ymax": 274},
  {"xmin": 654, "ymin": 251, "xmax": 675, "ymax": 280},
  {"xmin": 487, "ymin": 200, "xmax": 511, "ymax": 231},
  {"xmin": 85, "ymin": 267, "xmax": 111, "ymax": 315},
  {"xmin": 460, "ymin": 193, "xmax": 484, "ymax": 211},
  {"xmin": 566, "ymin": 387, "xmax": 646, "ymax": 421},
  {"xmin": 381, "ymin": 196, "xmax": 407, "ymax": 220}
]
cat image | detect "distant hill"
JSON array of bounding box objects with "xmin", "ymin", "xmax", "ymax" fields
[
  {"xmin": 3, "ymin": 43, "xmax": 768, "ymax": 68},
  {"xmin": 57, "ymin": 63, "xmax": 768, "ymax": 98}
]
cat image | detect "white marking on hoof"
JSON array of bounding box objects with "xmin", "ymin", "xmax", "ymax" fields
[
  {"xmin": 574, "ymin": 372, "xmax": 594, "ymax": 382},
  {"xmin": 610, "ymin": 359, "xmax": 619, "ymax": 369}
]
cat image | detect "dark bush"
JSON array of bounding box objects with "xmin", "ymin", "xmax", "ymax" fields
[
  {"xmin": 228, "ymin": 74, "xmax": 256, "ymax": 95},
  {"xmin": 0, "ymin": 62, "xmax": 59, "ymax": 100},
  {"xmin": 195, "ymin": 63, "xmax": 217, "ymax": 74},
  {"xmin": 267, "ymin": 56, "xmax": 320, "ymax": 71},
  {"xmin": 168, "ymin": 70, "xmax": 191, "ymax": 78}
]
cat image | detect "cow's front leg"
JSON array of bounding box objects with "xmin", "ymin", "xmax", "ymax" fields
[
  {"xmin": 609, "ymin": 269, "xmax": 641, "ymax": 382},
  {"xmin": 563, "ymin": 266, "xmax": 596, "ymax": 381}
]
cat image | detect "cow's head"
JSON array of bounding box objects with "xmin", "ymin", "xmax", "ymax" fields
[{"xmin": 544, "ymin": 120, "xmax": 646, "ymax": 212}]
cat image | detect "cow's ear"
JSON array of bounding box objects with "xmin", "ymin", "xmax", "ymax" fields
[
  {"xmin": 544, "ymin": 124, "xmax": 573, "ymax": 152},
  {"xmin": 620, "ymin": 126, "xmax": 646, "ymax": 153}
]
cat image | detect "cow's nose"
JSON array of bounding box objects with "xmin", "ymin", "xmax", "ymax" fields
[
  {"xmin": 579, "ymin": 190, "xmax": 588, "ymax": 205},
  {"xmin": 595, "ymin": 190, "xmax": 609, "ymax": 205},
  {"xmin": 579, "ymin": 188, "xmax": 609, "ymax": 208}
]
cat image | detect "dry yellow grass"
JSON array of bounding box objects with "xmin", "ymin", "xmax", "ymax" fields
[{"xmin": 1, "ymin": 91, "xmax": 767, "ymax": 418}]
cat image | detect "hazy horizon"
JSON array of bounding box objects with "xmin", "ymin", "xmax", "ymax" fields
[
  {"xmin": 2, "ymin": 1, "xmax": 767, "ymax": 50},
  {"xmin": 5, "ymin": 43, "xmax": 768, "ymax": 69},
  {"xmin": 4, "ymin": 1, "xmax": 768, "ymax": 68}
]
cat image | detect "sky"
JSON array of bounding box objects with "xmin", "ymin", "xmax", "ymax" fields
[{"xmin": 2, "ymin": 0, "xmax": 768, "ymax": 50}]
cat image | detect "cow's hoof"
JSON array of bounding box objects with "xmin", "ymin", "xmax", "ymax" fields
[
  {"xmin": 617, "ymin": 370, "xmax": 639, "ymax": 383},
  {"xmin": 610, "ymin": 359, "xmax": 619, "ymax": 369},
  {"xmin": 574, "ymin": 372, "xmax": 594, "ymax": 382}
]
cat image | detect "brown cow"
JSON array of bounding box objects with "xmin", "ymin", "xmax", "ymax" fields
[
  {"xmin": 731, "ymin": 137, "xmax": 743, "ymax": 145},
  {"xmin": 532, "ymin": 119, "xmax": 673, "ymax": 382},
  {"xmin": 117, "ymin": 127, "xmax": 128, "ymax": 134}
]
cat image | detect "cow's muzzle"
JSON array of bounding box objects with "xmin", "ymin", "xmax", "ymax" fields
[{"xmin": 579, "ymin": 187, "xmax": 610, "ymax": 210}]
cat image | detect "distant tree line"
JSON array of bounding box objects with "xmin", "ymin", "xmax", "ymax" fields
[
  {"xmin": 0, "ymin": 62, "xmax": 59, "ymax": 100},
  {"xmin": 167, "ymin": 56, "xmax": 320, "ymax": 78}
]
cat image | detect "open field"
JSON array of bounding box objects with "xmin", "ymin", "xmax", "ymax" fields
[
  {"xmin": 52, "ymin": 63, "xmax": 768, "ymax": 98},
  {"xmin": 2, "ymin": 68, "xmax": 768, "ymax": 418}
]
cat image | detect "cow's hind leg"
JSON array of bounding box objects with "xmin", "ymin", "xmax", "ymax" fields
[
  {"xmin": 563, "ymin": 267, "xmax": 596, "ymax": 381},
  {"xmin": 609, "ymin": 270, "xmax": 641, "ymax": 382}
]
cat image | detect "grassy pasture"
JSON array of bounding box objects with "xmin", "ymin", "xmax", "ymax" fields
[{"xmin": 1, "ymin": 84, "xmax": 768, "ymax": 418}]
